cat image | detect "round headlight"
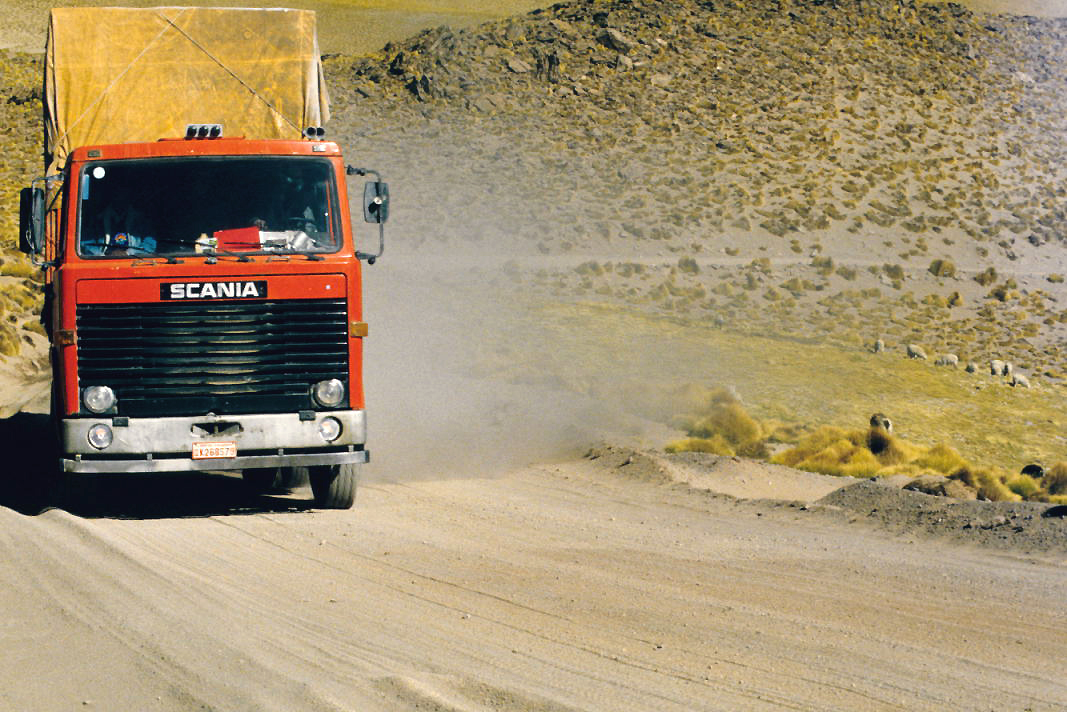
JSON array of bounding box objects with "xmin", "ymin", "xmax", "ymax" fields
[
  {"xmin": 87, "ymin": 423, "xmax": 113, "ymax": 450},
  {"xmin": 311, "ymin": 379, "xmax": 345, "ymax": 408},
  {"xmin": 83, "ymin": 385, "xmax": 117, "ymax": 414},
  {"xmin": 318, "ymin": 417, "xmax": 342, "ymax": 442}
]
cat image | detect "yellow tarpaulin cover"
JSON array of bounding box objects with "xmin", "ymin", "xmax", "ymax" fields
[{"xmin": 45, "ymin": 6, "xmax": 330, "ymax": 175}]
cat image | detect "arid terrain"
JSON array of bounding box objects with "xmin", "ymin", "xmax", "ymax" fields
[{"xmin": 0, "ymin": 0, "xmax": 1066, "ymax": 710}]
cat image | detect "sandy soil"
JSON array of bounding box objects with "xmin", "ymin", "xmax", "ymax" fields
[{"xmin": 0, "ymin": 445, "xmax": 1064, "ymax": 712}]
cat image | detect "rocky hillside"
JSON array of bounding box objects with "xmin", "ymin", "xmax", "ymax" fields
[
  {"xmin": 325, "ymin": 0, "xmax": 1067, "ymax": 378},
  {"xmin": 330, "ymin": 0, "xmax": 1067, "ymax": 249}
]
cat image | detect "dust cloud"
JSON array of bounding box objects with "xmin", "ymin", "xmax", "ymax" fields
[{"xmin": 360, "ymin": 255, "xmax": 623, "ymax": 482}]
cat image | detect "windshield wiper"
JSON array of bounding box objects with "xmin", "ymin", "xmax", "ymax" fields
[{"xmin": 202, "ymin": 247, "xmax": 253, "ymax": 263}]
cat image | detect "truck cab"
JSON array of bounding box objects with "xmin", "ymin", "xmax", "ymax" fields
[{"xmin": 22, "ymin": 134, "xmax": 387, "ymax": 509}]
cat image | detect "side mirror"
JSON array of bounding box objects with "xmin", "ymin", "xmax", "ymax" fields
[
  {"xmin": 347, "ymin": 167, "xmax": 388, "ymax": 264},
  {"xmin": 363, "ymin": 181, "xmax": 389, "ymax": 224},
  {"xmin": 18, "ymin": 186, "xmax": 44, "ymax": 254}
]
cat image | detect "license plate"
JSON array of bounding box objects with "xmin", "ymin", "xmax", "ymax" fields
[{"xmin": 192, "ymin": 441, "xmax": 237, "ymax": 460}]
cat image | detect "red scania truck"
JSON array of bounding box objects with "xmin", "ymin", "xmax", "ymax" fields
[{"xmin": 18, "ymin": 7, "xmax": 387, "ymax": 509}]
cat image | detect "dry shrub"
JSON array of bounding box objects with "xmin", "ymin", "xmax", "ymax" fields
[
  {"xmin": 735, "ymin": 439, "xmax": 770, "ymax": 459},
  {"xmin": 0, "ymin": 327, "xmax": 20, "ymax": 357},
  {"xmin": 791, "ymin": 437, "xmax": 881, "ymax": 478},
  {"xmin": 1042, "ymin": 462, "xmax": 1067, "ymax": 495},
  {"xmin": 772, "ymin": 427, "xmax": 883, "ymax": 477},
  {"xmin": 774, "ymin": 427, "xmax": 969, "ymax": 483},
  {"xmin": 771, "ymin": 426, "xmax": 851, "ymax": 468},
  {"xmin": 974, "ymin": 266, "xmax": 997, "ymax": 286},
  {"xmin": 664, "ymin": 385, "xmax": 768, "ymax": 456},
  {"xmin": 690, "ymin": 402, "xmax": 762, "ymax": 446},
  {"xmin": 677, "ymin": 256, "xmax": 700, "ymax": 275},
  {"xmin": 866, "ymin": 427, "xmax": 920, "ymax": 465},
  {"xmin": 882, "ymin": 263, "xmax": 905, "ymax": 280},
  {"xmin": 0, "ymin": 258, "xmax": 37, "ymax": 279},
  {"xmin": 950, "ymin": 466, "xmax": 1020, "ymax": 502},
  {"xmin": 928, "ymin": 258, "xmax": 956, "ymax": 278},
  {"xmin": 1006, "ymin": 474, "xmax": 1046, "ymax": 501},
  {"xmin": 912, "ymin": 443, "xmax": 969, "ymax": 475},
  {"xmin": 665, "ymin": 435, "xmax": 733, "ymax": 456}
]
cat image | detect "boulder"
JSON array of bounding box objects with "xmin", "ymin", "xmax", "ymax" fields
[{"xmin": 599, "ymin": 28, "xmax": 638, "ymax": 54}]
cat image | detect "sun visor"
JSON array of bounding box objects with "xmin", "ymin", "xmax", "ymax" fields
[{"xmin": 44, "ymin": 6, "xmax": 330, "ymax": 175}]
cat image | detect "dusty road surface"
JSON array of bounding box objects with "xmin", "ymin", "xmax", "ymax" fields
[{"xmin": 1, "ymin": 448, "xmax": 1064, "ymax": 712}]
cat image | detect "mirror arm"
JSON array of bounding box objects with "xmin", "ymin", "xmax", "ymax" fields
[
  {"xmin": 346, "ymin": 165, "xmax": 381, "ymax": 182},
  {"xmin": 356, "ymin": 221, "xmax": 384, "ymax": 265}
]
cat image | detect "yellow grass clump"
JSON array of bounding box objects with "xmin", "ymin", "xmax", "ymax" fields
[
  {"xmin": 912, "ymin": 443, "xmax": 969, "ymax": 475},
  {"xmin": 1005, "ymin": 474, "xmax": 1045, "ymax": 500},
  {"xmin": 771, "ymin": 426, "xmax": 994, "ymax": 485},
  {"xmin": 950, "ymin": 467, "xmax": 1021, "ymax": 502},
  {"xmin": 665, "ymin": 434, "xmax": 734, "ymax": 456},
  {"xmin": 928, "ymin": 258, "xmax": 956, "ymax": 278},
  {"xmin": 665, "ymin": 384, "xmax": 768, "ymax": 457},
  {"xmin": 1042, "ymin": 462, "xmax": 1067, "ymax": 495}
]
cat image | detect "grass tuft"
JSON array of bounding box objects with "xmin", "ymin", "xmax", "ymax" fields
[
  {"xmin": 665, "ymin": 435, "xmax": 734, "ymax": 455},
  {"xmin": 1006, "ymin": 474, "xmax": 1046, "ymax": 500},
  {"xmin": 1042, "ymin": 462, "xmax": 1067, "ymax": 495},
  {"xmin": 928, "ymin": 258, "xmax": 956, "ymax": 278}
]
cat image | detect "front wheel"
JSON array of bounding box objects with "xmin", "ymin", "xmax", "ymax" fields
[
  {"xmin": 243, "ymin": 466, "xmax": 309, "ymax": 493},
  {"xmin": 309, "ymin": 463, "xmax": 357, "ymax": 509}
]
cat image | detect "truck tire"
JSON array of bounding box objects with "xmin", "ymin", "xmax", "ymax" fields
[
  {"xmin": 280, "ymin": 466, "xmax": 310, "ymax": 489},
  {"xmin": 309, "ymin": 463, "xmax": 357, "ymax": 509},
  {"xmin": 243, "ymin": 466, "xmax": 310, "ymax": 493}
]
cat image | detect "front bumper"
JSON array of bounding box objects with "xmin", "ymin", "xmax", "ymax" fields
[{"xmin": 61, "ymin": 410, "xmax": 368, "ymax": 474}]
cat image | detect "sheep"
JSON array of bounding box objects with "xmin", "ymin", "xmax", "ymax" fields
[
  {"xmin": 906, "ymin": 344, "xmax": 927, "ymax": 360},
  {"xmin": 990, "ymin": 359, "xmax": 1005, "ymax": 376},
  {"xmin": 1010, "ymin": 372, "xmax": 1030, "ymax": 388},
  {"xmin": 1002, "ymin": 361, "xmax": 1014, "ymax": 378},
  {"xmin": 965, "ymin": 362, "xmax": 978, "ymax": 373},
  {"xmin": 869, "ymin": 412, "xmax": 892, "ymax": 432},
  {"xmin": 935, "ymin": 354, "xmax": 959, "ymax": 367},
  {"xmin": 872, "ymin": 338, "xmax": 885, "ymax": 353}
]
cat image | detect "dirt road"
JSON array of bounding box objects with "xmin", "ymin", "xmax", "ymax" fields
[{"xmin": 2, "ymin": 450, "xmax": 1064, "ymax": 712}]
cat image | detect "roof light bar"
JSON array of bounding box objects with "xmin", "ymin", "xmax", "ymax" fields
[{"xmin": 186, "ymin": 123, "xmax": 223, "ymax": 139}]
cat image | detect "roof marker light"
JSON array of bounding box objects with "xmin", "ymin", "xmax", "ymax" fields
[{"xmin": 186, "ymin": 123, "xmax": 223, "ymax": 139}]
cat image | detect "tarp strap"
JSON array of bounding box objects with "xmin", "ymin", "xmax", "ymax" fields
[{"xmin": 159, "ymin": 11, "xmax": 302, "ymax": 134}]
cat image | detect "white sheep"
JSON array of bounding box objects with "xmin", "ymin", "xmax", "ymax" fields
[
  {"xmin": 906, "ymin": 344, "xmax": 928, "ymax": 360},
  {"xmin": 1010, "ymin": 372, "xmax": 1030, "ymax": 388},
  {"xmin": 935, "ymin": 354, "xmax": 959, "ymax": 367},
  {"xmin": 990, "ymin": 359, "xmax": 1005, "ymax": 376}
]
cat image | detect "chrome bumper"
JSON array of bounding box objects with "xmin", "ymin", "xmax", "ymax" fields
[{"xmin": 61, "ymin": 410, "xmax": 367, "ymax": 474}]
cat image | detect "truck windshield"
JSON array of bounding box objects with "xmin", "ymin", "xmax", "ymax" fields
[{"xmin": 77, "ymin": 157, "xmax": 340, "ymax": 258}]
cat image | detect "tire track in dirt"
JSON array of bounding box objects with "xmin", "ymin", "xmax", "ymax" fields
[{"xmin": 1, "ymin": 456, "xmax": 1065, "ymax": 711}]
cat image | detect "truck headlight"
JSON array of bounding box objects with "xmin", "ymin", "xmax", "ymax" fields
[
  {"xmin": 83, "ymin": 385, "xmax": 117, "ymax": 413},
  {"xmin": 318, "ymin": 417, "xmax": 342, "ymax": 442},
  {"xmin": 87, "ymin": 423, "xmax": 113, "ymax": 449},
  {"xmin": 311, "ymin": 379, "xmax": 345, "ymax": 408}
]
